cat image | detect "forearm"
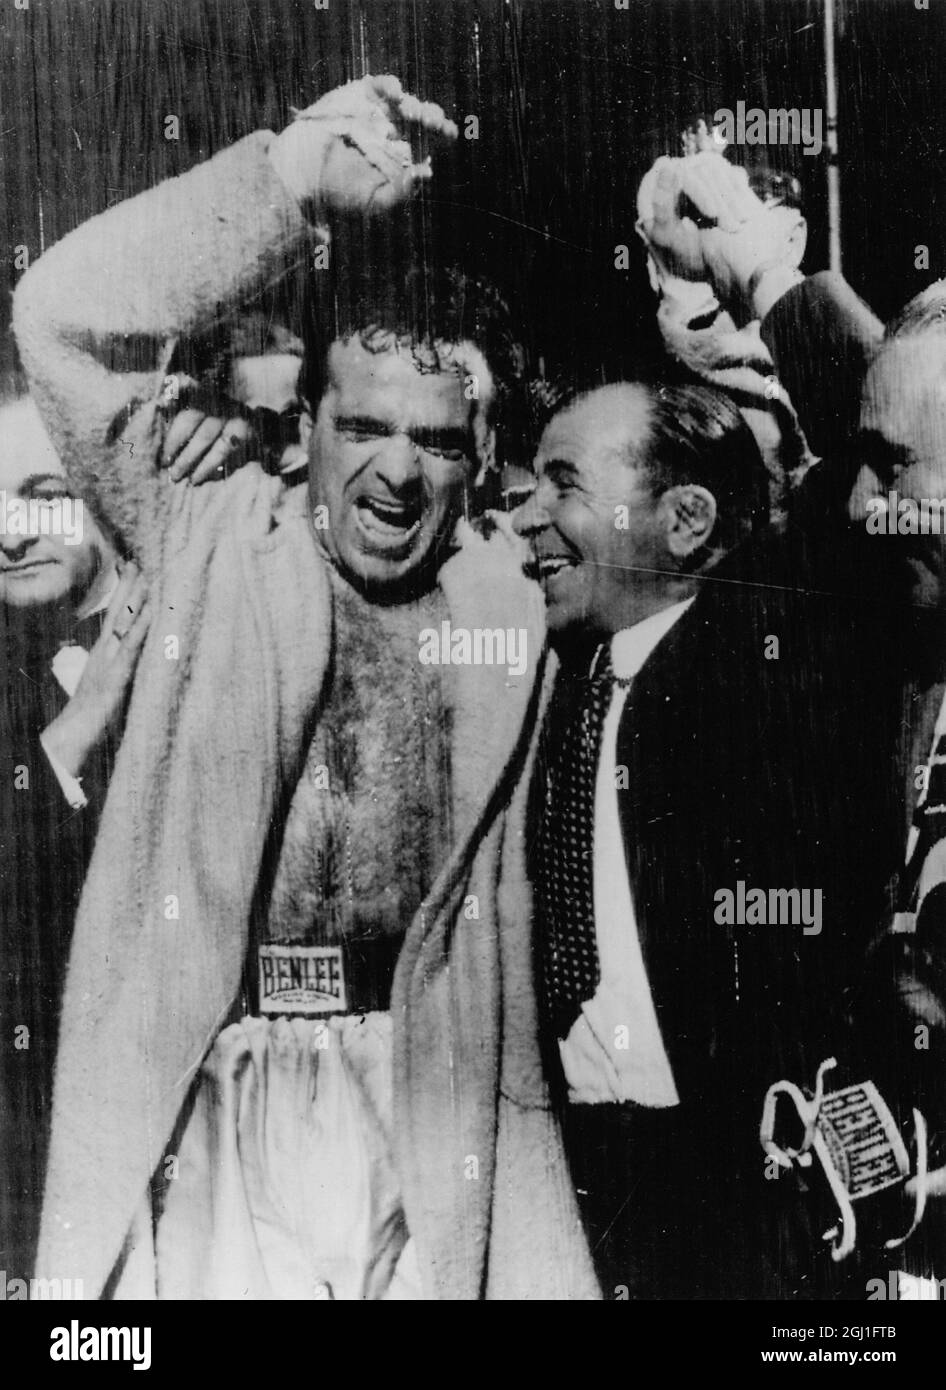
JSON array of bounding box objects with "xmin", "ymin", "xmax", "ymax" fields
[
  {"xmin": 39, "ymin": 720, "xmax": 92, "ymax": 810},
  {"xmin": 757, "ymin": 270, "xmax": 884, "ymax": 461},
  {"xmin": 12, "ymin": 132, "xmax": 322, "ymax": 560}
]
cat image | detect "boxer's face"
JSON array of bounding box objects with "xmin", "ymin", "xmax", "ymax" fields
[
  {"xmin": 309, "ymin": 338, "xmax": 476, "ymax": 594},
  {"xmin": 0, "ymin": 398, "xmax": 110, "ymax": 612}
]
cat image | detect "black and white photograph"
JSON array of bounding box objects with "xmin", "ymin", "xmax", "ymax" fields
[{"xmin": 1, "ymin": 0, "xmax": 945, "ymax": 1342}]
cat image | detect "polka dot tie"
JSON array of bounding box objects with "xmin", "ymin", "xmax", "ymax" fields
[{"xmin": 535, "ymin": 642, "xmax": 616, "ymax": 1041}]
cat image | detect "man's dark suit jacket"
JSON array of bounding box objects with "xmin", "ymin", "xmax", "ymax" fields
[
  {"xmin": 763, "ymin": 268, "xmax": 946, "ymax": 1281},
  {"xmin": 539, "ymin": 529, "xmax": 909, "ymax": 1300},
  {"xmin": 539, "ymin": 270, "xmax": 943, "ymax": 1300},
  {"xmin": 650, "ymin": 547, "xmax": 902, "ymax": 1293},
  {"xmin": 0, "ymin": 617, "xmax": 112, "ymax": 1279}
]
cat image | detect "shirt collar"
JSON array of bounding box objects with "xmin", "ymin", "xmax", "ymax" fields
[
  {"xmin": 610, "ymin": 597, "xmax": 696, "ymax": 683},
  {"xmin": 74, "ymin": 565, "xmax": 120, "ymax": 623},
  {"xmin": 56, "ymin": 566, "xmax": 120, "ymax": 658}
]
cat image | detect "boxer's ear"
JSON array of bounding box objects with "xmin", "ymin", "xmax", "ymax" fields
[
  {"xmin": 279, "ymin": 405, "xmax": 314, "ymax": 475},
  {"xmin": 470, "ymin": 422, "xmax": 496, "ymax": 490}
]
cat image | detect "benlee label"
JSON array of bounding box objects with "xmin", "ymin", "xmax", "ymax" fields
[
  {"xmin": 258, "ymin": 944, "xmax": 347, "ymax": 1016},
  {"xmin": 817, "ymin": 1082, "xmax": 908, "ymax": 1199}
]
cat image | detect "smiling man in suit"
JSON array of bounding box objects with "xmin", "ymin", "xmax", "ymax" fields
[{"xmin": 511, "ymin": 377, "xmax": 902, "ymax": 1299}]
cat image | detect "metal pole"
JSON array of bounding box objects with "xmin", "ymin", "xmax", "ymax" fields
[{"xmin": 824, "ymin": 0, "xmax": 842, "ymax": 273}]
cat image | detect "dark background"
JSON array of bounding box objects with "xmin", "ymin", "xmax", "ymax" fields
[{"xmin": 1, "ymin": 0, "xmax": 943, "ymax": 388}]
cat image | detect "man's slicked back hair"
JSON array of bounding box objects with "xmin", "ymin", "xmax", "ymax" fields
[
  {"xmin": 549, "ymin": 377, "xmax": 770, "ymax": 558},
  {"xmin": 642, "ymin": 382, "xmax": 771, "ymax": 553}
]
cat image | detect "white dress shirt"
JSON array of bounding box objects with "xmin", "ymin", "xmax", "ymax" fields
[
  {"xmin": 559, "ymin": 597, "xmax": 695, "ymax": 1106},
  {"xmin": 39, "ymin": 570, "xmax": 119, "ymax": 810}
]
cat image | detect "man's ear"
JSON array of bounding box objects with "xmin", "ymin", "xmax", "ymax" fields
[
  {"xmin": 657, "ymin": 483, "xmax": 718, "ymax": 562},
  {"xmin": 471, "ymin": 423, "xmax": 496, "ymax": 489},
  {"xmin": 298, "ymin": 405, "xmax": 314, "ymax": 450},
  {"xmin": 277, "ymin": 403, "xmax": 314, "ymax": 477}
]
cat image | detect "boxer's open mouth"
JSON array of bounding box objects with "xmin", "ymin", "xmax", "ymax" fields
[{"xmin": 355, "ymin": 496, "xmax": 424, "ymax": 548}]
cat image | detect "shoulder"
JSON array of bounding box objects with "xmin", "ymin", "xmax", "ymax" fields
[
  {"xmin": 165, "ymin": 464, "xmax": 309, "ymax": 545},
  {"xmin": 440, "ymin": 514, "xmax": 544, "ymax": 629}
]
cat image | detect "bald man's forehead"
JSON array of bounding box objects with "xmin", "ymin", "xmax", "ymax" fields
[
  {"xmin": 538, "ymin": 386, "xmax": 652, "ymax": 467},
  {"xmin": 0, "ymin": 399, "xmax": 67, "ymax": 489},
  {"xmin": 862, "ymin": 341, "xmax": 946, "ymax": 450}
]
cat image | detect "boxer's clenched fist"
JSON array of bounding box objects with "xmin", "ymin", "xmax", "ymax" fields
[{"xmin": 270, "ymin": 74, "xmax": 458, "ymax": 216}]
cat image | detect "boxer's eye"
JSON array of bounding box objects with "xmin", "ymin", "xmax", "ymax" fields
[
  {"xmin": 412, "ymin": 429, "xmax": 471, "ymax": 463},
  {"xmin": 422, "ymin": 445, "xmax": 466, "ymax": 463},
  {"xmin": 336, "ymin": 416, "xmax": 388, "ymax": 444}
]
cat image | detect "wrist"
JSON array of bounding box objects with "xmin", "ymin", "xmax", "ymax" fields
[
  {"xmin": 41, "ymin": 711, "xmax": 93, "ymax": 780},
  {"xmin": 747, "ymin": 263, "xmax": 804, "ymax": 320}
]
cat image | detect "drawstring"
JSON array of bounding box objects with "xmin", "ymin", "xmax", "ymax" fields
[
  {"xmin": 760, "ymin": 1056, "xmax": 836, "ymax": 1170},
  {"xmin": 884, "ymin": 1109, "xmax": 928, "ymax": 1253}
]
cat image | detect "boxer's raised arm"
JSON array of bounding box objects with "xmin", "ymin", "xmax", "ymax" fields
[
  {"xmin": 13, "ymin": 132, "xmax": 318, "ymax": 567},
  {"xmin": 12, "ymin": 75, "xmax": 456, "ymax": 568}
]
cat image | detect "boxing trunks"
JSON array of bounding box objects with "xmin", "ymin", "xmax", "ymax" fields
[{"xmin": 151, "ymin": 569, "xmax": 452, "ymax": 1299}]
